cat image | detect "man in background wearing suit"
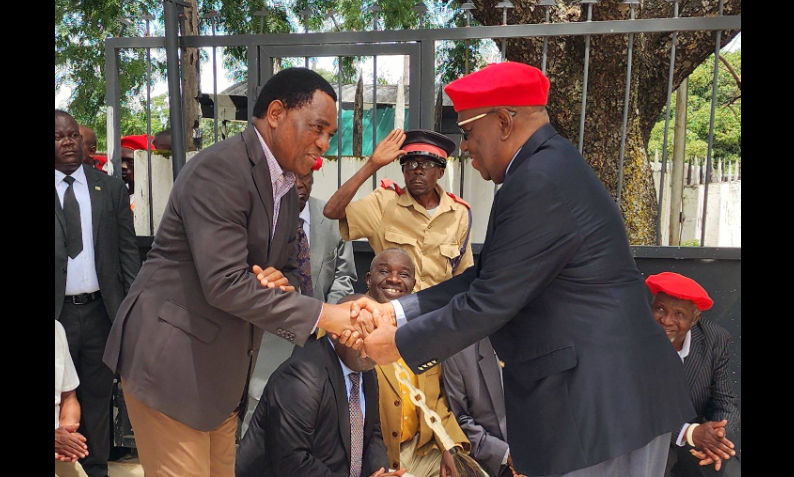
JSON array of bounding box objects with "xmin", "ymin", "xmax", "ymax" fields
[
  {"xmin": 236, "ymin": 322, "xmax": 395, "ymax": 477},
  {"xmin": 103, "ymin": 69, "xmax": 372, "ymax": 477},
  {"xmin": 55, "ymin": 110, "xmax": 141, "ymax": 477},
  {"xmin": 647, "ymin": 273, "xmax": 740, "ymax": 477},
  {"xmin": 242, "ymin": 161, "xmax": 359, "ymax": 435},
  {"xmin": 359, "ymin": 62, "xmax": 694, "ymax": 477},
  {"xmin": 443, "ymin": 339, "xmax": 516, "ymax": 477}
]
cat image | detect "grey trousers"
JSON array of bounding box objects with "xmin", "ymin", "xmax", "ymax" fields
[{"xmin": 546, "ymin": 433, "xmax": 672, "ymax": 477}]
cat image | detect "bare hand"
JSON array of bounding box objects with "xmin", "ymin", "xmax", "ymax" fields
[
  {"xmin": 370, "ymin": 130, "xmax": 408, "ymax": 168},
  {"xmin": 508, "ymin": 454, "xmax": 527, "ymax": 477},
  {"xmin": 352, "ymin": 297, "xmax": 397, "ymax": 327},
  {"xmin": 363, "ymin": 314, "xmax": 402, "ymax": 365},
  {"xmin": 692, "ymin": 421, "xmax": 736, "ymax": 461},
  {"xmin": 321, "ymin": 303, "xmax": 379, "ymax": 351},
  {"xmin": 252, "ymin": 265, "xmax": 295, "ymax": 293},
  {"xmin": 690, "ymin": 449, "xmax": 722, "ymax": 472},
  {"xmin": 440, "ymin": 450, "xmax": 462, "ymax": 477},
  {"xmin": 55, "ymin": 425, "xmax": 88, "ymax": 461}
]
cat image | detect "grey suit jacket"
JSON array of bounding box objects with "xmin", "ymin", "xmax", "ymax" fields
[
  {"xmin": 684, "ymin": 320, "xmax": 741, "ymax": 435},
  {"xmin": 55, "ymin": 165, "xmax": 140, "ymax": 322},
  {"xmin": 103, "ymin": 126, "xmax": 323, "ymax": 432},
  {"xmin": 308, "ymin": 197, "xmax": 358, "ymax": 305},
  {"xmin": 443, "ymin": 339, "xmax": 508, "ymax": 477}
]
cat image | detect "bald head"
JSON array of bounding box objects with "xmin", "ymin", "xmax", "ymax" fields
[{"xmin": 79, "ymin": 125, "xmax": 98, "ymax": 165}]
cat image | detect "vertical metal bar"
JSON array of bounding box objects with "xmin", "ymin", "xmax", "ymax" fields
[
  {"xmin": 372, "ymin": 11, "xmax": 379, "ymax": 190},
  {"xmin": 578, "ymin": 2, "xmax": 595, "ymax": 154},
  {"xmin": 657, "ymin": 0, "xmax": 680, "ymax": 245},
  {"xmin": 247, "ymin": 46, "xmax": 260, "ymax": 124},
  {"xmin": 338, "ymin": 57, "xmax": 343, "ymax": 189},
  {"xmin": 409, "ymin": 51, "xmax": 422, "ymax": 130},
  {"xmin": 542, "ymin": 6, "xmax": 552, "ymax": 74},
  {"xmin": 211, "ymin": 17, "xmax": 219, "ymax": 144},
  {"xmin": 420, "ymin": 40, "xmax": 436, "ymax": 130},
  {"xmin": 145, "ymin": 16, "xmax": 155, "ymax": 235},
  {"xmin": 616, "ymin": 3, "xmax": 637, "ymax": 208},
  {"xmin": 105, "ymin": 43, "xmax": 122, "ymax": 180},
  {"xmin": 702, "ymin": 0, "xmax": 725, "ymax": 247},
  {"xmin": 164, "ymin": 0, "xmax": 187, "ymax": 179}
]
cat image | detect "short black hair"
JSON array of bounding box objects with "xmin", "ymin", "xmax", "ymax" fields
[
  {"xmin": 252, "ymin": 68, "xmax": 337, "ymax": 119},
  {"xmin": 55, "ymin": 109, "xmax": 73, "ymax": 120}
]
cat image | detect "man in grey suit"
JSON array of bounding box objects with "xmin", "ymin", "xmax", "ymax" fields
[
  {"xmin": 242, "ymin": 165, "xmax": 358, "ymax": 435},
  {"xmin": 102, "ymin": 68, "xmax": 372, "ymax": 477},
  {"xmin": 443, "ymin": 339, "xmax": 514, "ymax": 477},
  {"xmin": 55, "ymin": 110, "xmax": 141, "ymax": 477}
]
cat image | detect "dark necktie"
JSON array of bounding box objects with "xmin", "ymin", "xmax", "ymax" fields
[
  {"xmin": 349, "ymin": 373, "xmax": 363, "ymax": 477},
  {"xmin": 297, "ymin": 220, "xmax": 314, "ymax": 297},
  {"xmin": 63, "ymin": 176, "xmax": 84, "ymax": 259}
]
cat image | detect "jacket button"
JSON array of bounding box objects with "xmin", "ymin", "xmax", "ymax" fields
[
  {"xmin": 394, "ymin": 401, "xmax": 401, "ymax": 407},
  {"xmin": 63, "ymin": 268, "xmax": 68, "ymax": 274},
  {"xmin": 394, "ymin": 463, "xmax": 400, "ymax": 470}
]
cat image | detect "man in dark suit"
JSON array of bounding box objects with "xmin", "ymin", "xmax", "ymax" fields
[
  {"xmin": 102, "ymin": 68, "xmax": 373, "ymax": 477},
  {"xmin": 55, "ymin": 110, "xmax": 141, "ymax": 477},
  {"xmin": 358, "ymin": 63, "xmax": 694, "ymax": 476},
  {"xmin": 646, "ymin": 273, "xmax": 740, "ymax": 477},
  {"xmin": 443, "ymin": 339, "xmax": 513, "ymax": 477},
  {"xmin": 241, "ymin": 164, "xmax": 359, "ymax": 436},
  {"xmin": 236, "ymin": 330, "xmax": 392, "ymax": 477}
]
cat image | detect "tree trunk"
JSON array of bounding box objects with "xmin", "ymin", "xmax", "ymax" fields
[
  {"xmin": 183, "ymin": 0, "xmax": 201, "ymax": 151},
  {"xmin": 470, "ymin": 0, "xmax": 741, "ymax": 245}
]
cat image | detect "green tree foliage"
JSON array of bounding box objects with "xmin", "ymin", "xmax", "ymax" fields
[{"xmin": 649, "ymin": 51, "xmax": 741, "ymax": 165}]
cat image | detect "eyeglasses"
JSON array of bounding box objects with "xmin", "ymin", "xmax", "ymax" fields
[
  {"xmin": 402, "ymin": 160, "xmax": 441, "ymax": 170},
  {"xmin": 458, "ymin": 109, "xmax": 518, "ymax": 141}
]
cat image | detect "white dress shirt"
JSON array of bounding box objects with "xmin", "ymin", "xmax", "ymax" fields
[
  {"xmin": 55, "ymin": 166, "xmax": 100, "ymax": 295},
  {"xmin": 55, "ymin": 321, "xmax": 80, "ymax": 430}
]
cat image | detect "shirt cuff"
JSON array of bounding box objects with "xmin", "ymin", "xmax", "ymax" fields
[
  {"xmin": 312, "ymin": 304, "xmax": 324, "ymax": 334},
  {"xmin": 677, "ymin": 424, "xmax": 693, "ymax": 447},
  {"xmin": 502, "ymin": 448, "xmax": 510, "ymax": 466},
  {"xmin": 392, "ymin": 300, "xmax": 408, "ymax": 328}
]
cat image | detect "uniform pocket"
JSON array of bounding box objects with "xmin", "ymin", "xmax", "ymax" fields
[
  {"xmin": 384, "ymin": 230, "xmax": 418, "ymax": 247},
  {"xmin": 439, "ymin": 244, "xmax": 461, "ymax": 260}
]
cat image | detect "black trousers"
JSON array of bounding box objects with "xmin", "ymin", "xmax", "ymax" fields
[
  {"xmin": 58, "ymin": 298, "xmax": 113, "ymax": 477},
  {"xmin": 666, "ymin": 444, "xmax": 740, "ymax": 477}
]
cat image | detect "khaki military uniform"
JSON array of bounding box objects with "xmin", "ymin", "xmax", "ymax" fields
[{"xmin": 341, "ymin": 181, "xmax": 474, "ymax": 292}]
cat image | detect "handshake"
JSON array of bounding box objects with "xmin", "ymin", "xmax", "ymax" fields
[{"xmin": 254, "ymin": 266, "xmax": 404, "ymax": 365}]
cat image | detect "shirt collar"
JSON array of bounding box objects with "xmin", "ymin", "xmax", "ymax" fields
[
  {"xmin": 398, "ymin": 184, "xmax": 452, "ymax": 215},
  {"xmin": 254, "ymin": 128, "xmax": 295, "ymax": 191},
  {"xmin": 678, "ymin": 330, "xmax": 693, "ymax": 362},
  {"xmin": 55, "ymin": 164, "xmax": 87, "ymax": 187},
  {"xmin": 506, "ymin": 148, "xmax": 523, "ymax": 176},
  {"xmin": 299, "ymin": 202, "xmax": 311, "ymax": 225}
]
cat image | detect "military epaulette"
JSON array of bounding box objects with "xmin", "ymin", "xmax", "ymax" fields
[
  {"xmin": 380, "ymin": 179, "xmax": 406, "ymax": 196},
  {"xmin": 446, "ymin": 192, "xmax": 471, "ymax": 210}
]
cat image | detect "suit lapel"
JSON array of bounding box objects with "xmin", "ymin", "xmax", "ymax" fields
[
  {"xmin": 309, "ymin": 199, "xmax": 325, "ymax": 280},
  {"xmin": 363, "ymin": 371, "xmax": 378, "ymax": 449},
  {"xmin": 55, "ymin": 188, "xmax": 66, "ymax": 234},
  {"xmin": 86, "ymin": 167, "xmax": 103, "ymax": 245},
  {"xmin": 684, "ymin": 326, "xmax": 707, "ymax": 390},
  {"xmin": 245, "ymin": 127, "xmax": 275, "ymax": 245},
  {"xmin": 479, "ymin": 340, "xmax": 508, "ymax": 440},
  {"xmin": 326, "ymin": 341, "xmax": 352, "ymax": 464},
  {"xmin": 505, "ymin": 123, "xmax": 559, "ymax": 180}
]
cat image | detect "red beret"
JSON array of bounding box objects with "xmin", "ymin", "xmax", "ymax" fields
[
  {"xmin": 121, "ymin": 135, "xmax": 153, "ymax": 151},
  {"xmin": 646, "ymin": 273, "xmax": 714, "ymax": 312},
  {"xmin": 312, "ymin": 158, "xmax": 323, "ymax": 172},
  {"xmin": 445, "ymin": 62, "xmax": 550, "ymax": 113}
]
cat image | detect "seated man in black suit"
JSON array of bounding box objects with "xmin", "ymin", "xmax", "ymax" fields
[
  {"xmin": 236, "ymin": 309, "xmax": 400, "ymax": 477},
  {"xmin": 646, "ymin": 273, "xmax": 740, "ymax": 477}
]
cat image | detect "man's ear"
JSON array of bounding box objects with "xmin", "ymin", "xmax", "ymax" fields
[
  {"xmin": 266, "ymin": 100, "xmax": 286, "ymax": 129},
  {"xmin": 499, "ymin": 109, "xmax": 515, "ymax": 141},
  {"xmin": 365, "ymin": 272, "xmax": 372, "ymax": 291}
]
